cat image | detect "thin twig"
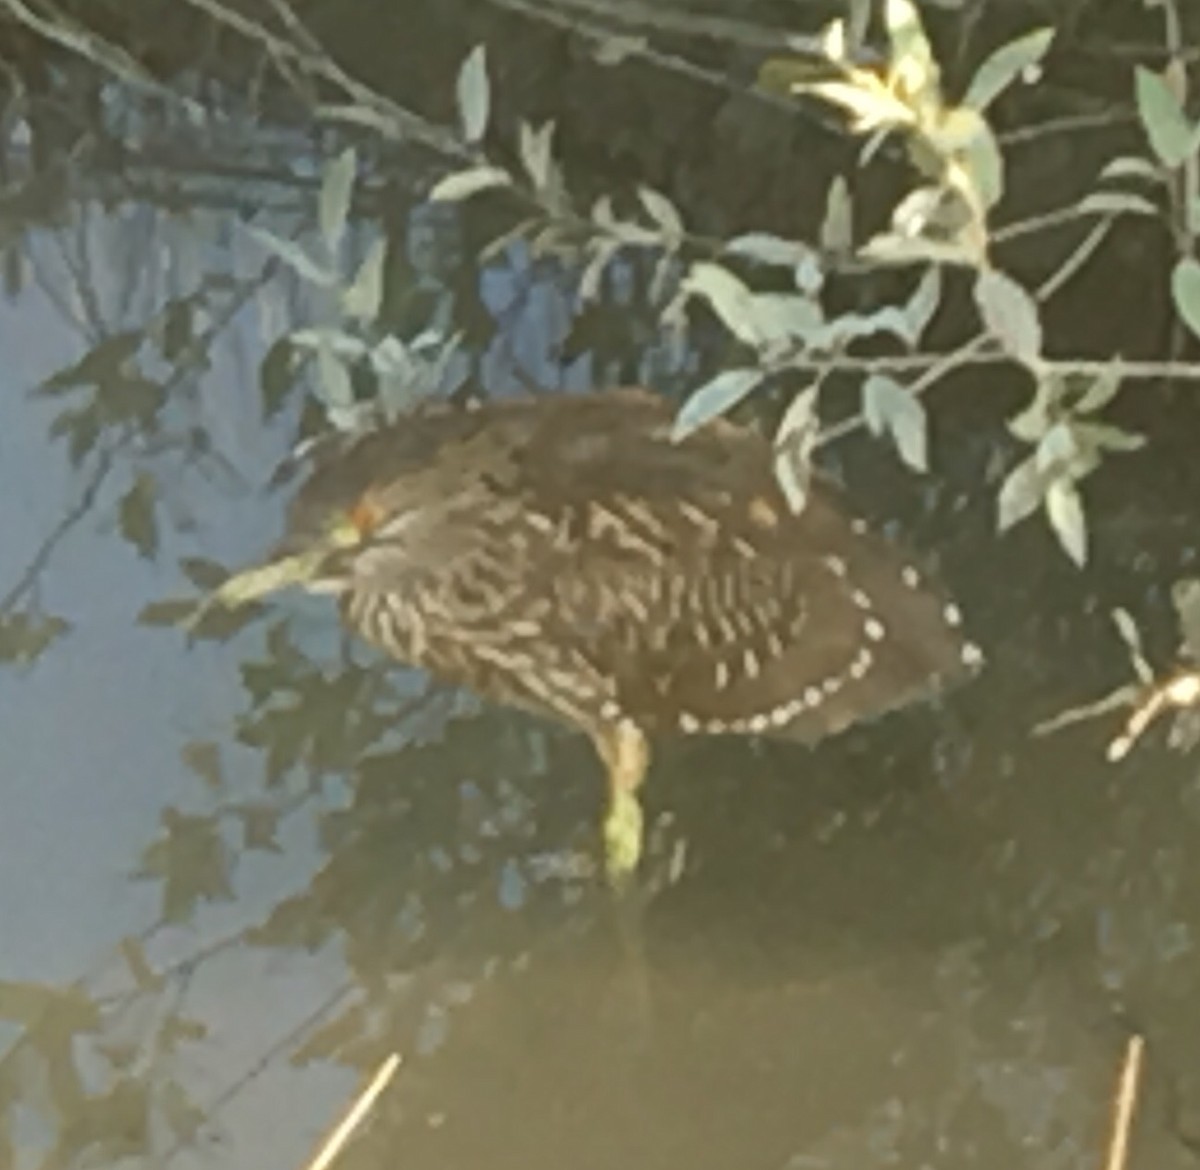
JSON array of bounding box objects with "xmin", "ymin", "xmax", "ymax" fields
[
  {"xmin": 303, "ymin": 1053, "xmax": 402, "ymax": 1170},
  {"xmin": 1104, "ymin": 1034, "xmax": 1145, "ymax": 1170},
  {"xmin": 0, "ymin": 446, "xmax": 115, "ymax": 615},
  {"xmin": 180, "ymin": 0, "xmax": 469, "ymax": 160}
]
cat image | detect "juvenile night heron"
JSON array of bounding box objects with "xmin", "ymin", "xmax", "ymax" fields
[{"xmin": 209, "ymin": 387, "xmax": 982, "ymax": 881}]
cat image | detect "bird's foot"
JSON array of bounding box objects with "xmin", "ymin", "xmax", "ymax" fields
[{"xmin": 603, "ymin": 788, "xmax": 644, "ymax": 889}]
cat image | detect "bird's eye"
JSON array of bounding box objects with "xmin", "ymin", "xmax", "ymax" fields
[{"xmin": 346, "ymin": 494, "xmax": 383, "ymax": 537}]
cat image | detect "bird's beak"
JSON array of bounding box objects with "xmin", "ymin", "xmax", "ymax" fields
[{"xmin": 204, "ymin": 519, "xmax": 363, "ymax": 611}]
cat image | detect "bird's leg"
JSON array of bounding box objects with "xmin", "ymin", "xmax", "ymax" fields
[{"xmin": 590, "ymin": 719, "xmax": 651, "ymax": 887}]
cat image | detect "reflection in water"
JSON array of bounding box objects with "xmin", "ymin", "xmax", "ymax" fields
[{"xmin": 2, "ymin": 70, "xmax": 1200, "ymax": 1170}]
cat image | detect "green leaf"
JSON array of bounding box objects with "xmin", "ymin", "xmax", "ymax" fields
[
  {"xmin": 592, "ymin": 34, "xmax": 646, "ymax": 66},
  {"xmin": 1135, "ymin": 66, "xmax": 1196, "ymax": 169},
  {"xmin": 997, "ymin": 453, "xmax": 1044, "ymax": 532},
  {"xmin": 1078, "ymin": 191, "xmax": 1158, "ymax": 217},
  {"xmin": 773, "ymin": 386, "xmax": 819, "ymax": 513},
  {"xmin": 1072, "ymin": 364, "xmax": 1124, "ymax": 415},
  {"xmin": 1071, "ymin": 420, "xmax": 1145, "ymax": 454},
  {"xmin": 725, "ymin": 232, "xmax": 818, "ymax": 270},
  {"xmin": 963, "ymin": 27, "xmax": 1054, "ymax": 111},
  {"xmin": 884, "ymin": 0, "xmax": 938, "ymax": 108},
  {"xmin": 342, "ymin": 237, "xmax": 388, "ymax": 321},
  {"xmin": 820, "ymin": 175, "xmax": 853, "ymax": 254},
  {"xmin": 862, "ymin": 374, "xmax": 928, "ymax": 471},
  {"xmin": 119, "ymin": 472, "xmax": 158, "ymax": 560},
  {"xmin": 49, "ymin": 406, "xmax": 101, "ymax": 466},
  {"xmin": 103, "ymin": 375, "xmax": 164, "ymax": 425},
  {"xmin": 578, "ymin": 237, "xmax": 621, "ymax": 303},
  {"xmin": 37, "ymin": 331, "xmax": 142, "ymax": 395},
  {"xmin": 744, "ymin": 292, "xmax": 824, "ymax": 345},
  {"xmin": 246, "ymin": 225, "xmax": 338, "ymax": 287},
  {"xmin": 1172, "ymin": 579, "xmax": 1200, "ymax": 663},
  {"xmin": 317, "ymin": 339, "xmax": 355, "ymax": 411},
  {"xmin": 428, "ymin": 165, "xmax": 513, "ymax": 202},
  {"xmin": 1098, "ymin": 155, "xmax": 1166, "ymax": 185},
  {"xmin": 456, "ymin": 44, "xmax": 490, "ymax": 144},
  {"xmin": 958, "ymin": 116, "xmax": 1005, "ymax": 209},
  {"xmin": 137, "ymin": 598, "xmax": 198, "ymax": 627},
  {"xmin": 1035, "ymin": 419, "xmax": 1080, "ymax": 473},
  {"xmin": 1007, "ymin": 380, "xmax": 1053, "ymax": 442},
  {"xmin": 181, "ymin": 741, "xmax": 223, "ymax": 792},
  {"xmin": 861, "ymin": 232, "xmax": 980, "ymax": 268},
  {"xmin": 974, "ymin": 266, "xmax": 1042, "ymax": 367},
  {"xmin": 0, "ymin": 612, "xmax": 70, "ymax": 665},
  {"xmin": 681, "ymin": 262, "xmax": 761, "ymax": 347},
  {"xmin": 1171, "ymin": 256, "xmax": 1200, "ymax": 341},
  {"xmin": 901, "ymin": 264, "xmax": 943, "ymax": 345},
  {"xmin": 637, "ymin": 185, "xmax": 683, "ymax": 239},
  {"xmin": 179, "ymin": 556, "xmax": 230, "ymax": 590},
  {"xmin": 1045, "ymin": 477, "xmax": 1087, "ymax": 565},
  {"xmin": 319, "ymin": 147, "xmax": 357, "ymax": 252},
  {"xmin": 0, "ymin": 980, "xmax": 99, "ymax": 1029},
  {"xmin": 672, "ymin": 368, "xmax": 764, "ymax": 440},
  {"xmin": 518, "ymin": 120, "xmax": 557, "ymax": 192}
]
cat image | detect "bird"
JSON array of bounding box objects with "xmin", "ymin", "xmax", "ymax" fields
[{"xmin": 205, "ymin": 386, "xmax": 982, "ymax": 883}]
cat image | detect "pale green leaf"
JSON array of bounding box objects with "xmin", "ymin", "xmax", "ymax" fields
[
  {"xmin": 813, "ymin": 306, "xmax": 911, "ymax": 349},
  {"xmin": 1135, "ymin": 66, "xmax": 1195, "ymax": 169},
  {"xmin": 803, "ymin": 80, "xmax": 915, "ymax": 132},
  {"xmin": 820, "ymin": 175, "xmax": 853, "ymax": 254},
  {"xmin": 862, "ymin": 374, "xmax": 928, "ymax": 471},
  {"xmin": 1071, "ymin": 420, "xmax": 1145, "ymax": 454},
  {"xmin": 672, "ymin": 368, "xmax": 764, "ymax": 441},
  {"xmin": 884, "ymin": 0, "xmax": 938, "ymax": 108},
  {"xmin": 744, "ymin": 292, "xmax": 824, "ymax": 345},
  {"xmin": 957, "ymin": 118, "xmax": 1005, "ymax": 209},
  {"xmin": 682, "ymin": 262, "xmax": 760, "ymax": 347},
  {"xmin": 1072, "ymin": 364, "xmax": 1124, "ymax": 415},
  {"xmin": 891, "ymin": 185, "xmax": 947, "ymax": 237},
  {"xmin": 1007, "ymin": 379, "xmax": 1055, "ymax": 442},
  {"xmin": 317, "ymin": 340, "xmax": 355, "ymax": 410},
  {"xmin": 773, "ymin": 386, "xmax": 820, "ymax": 513},
  {"xmin": 860, "ymin": 231, "xmax": 981, "ymax": 267},
  {"xmin": 1098, "ymin": 155, "xmax": 1165, "ymax": 185},
  {"xmin": 428, "ymin": 166, "xmax": 513, "ymax": 202},
  {"xmin": 963, "ymin": 28, "xmax": 1054, "ymax": 111},
  {"xmin": 1171, "ymin": 256, "xmax": 1200, "ymax": 341},
  {"xmin": 1035, "ymin": 419, "xmax": 1080, "ymax": 474},
  {"xmin": 1079, "ymin": 190, "xmax": 1158, "ymax": 217},
  {"xmin": 1045, "ymin": 477, "xmax": 1087, "ymax": 565},
  {"xmin": 725, "ymin": 232, "xmax": 818, "ymax": 270},
  {"xmin": 637, "ymin": 186, "xmax": 683, "ymax": 239},
  {"xmin": 592, "ymin": 34, "xmax": 646, "ymax": 66},
  {"xmin": 456, "ymin": 45, "xmax": 490, "ymax": 144},
  {"xmin": 974, "ymin": 266, "xmax": 1042, "ymax": 367},
  {"xmin": 997, "ymin": 453, "xmax": 1044, "ymax": 532},
  {"xmin": 519, "ymin": 120, "xmax": 555, "ymax": 191},
  {"xmin": 901, "ymin": 263, "xmax": 943, "ymax": 344},
  {"xmin": 341, "ymin": 238, "xmax": 388, "ymax": 321},
  {"xmin": 319, "ymin": 147, "xmax": 356, "ymax": 251},
  {"xmin": 246, "ymin": 226, "xmax": 337, "ymax": 287},
  {"xmin": 578, "ymin": 238, "xmax": 621, "ymax": 303}
]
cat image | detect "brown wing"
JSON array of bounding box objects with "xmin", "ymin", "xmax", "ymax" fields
[{"xmin": 502, "ymin": 396, "xmax": 978, "ymax": 741}]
